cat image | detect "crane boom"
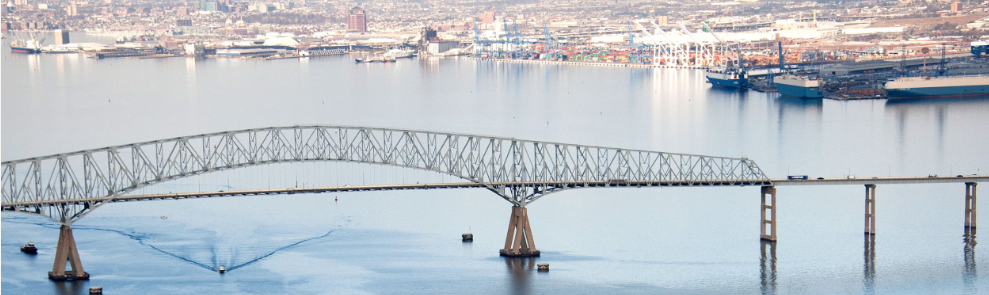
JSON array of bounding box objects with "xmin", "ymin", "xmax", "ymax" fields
[{"xmin": 701, "ymin": 22, "xmax": 724, "ymax": 44}]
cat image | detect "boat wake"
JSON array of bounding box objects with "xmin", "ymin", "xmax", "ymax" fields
[{"xmin": 2, "ymin": 217, "xmax": 343, "ymax": 273}]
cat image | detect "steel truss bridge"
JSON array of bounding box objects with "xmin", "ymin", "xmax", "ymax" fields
[
  {"xmin": 2, "ymin": 126, "xmax": 983, "ymax": 281},
  {"xmin": 1, "ymin": 125, "xmax": 769, "ymax": 225}
]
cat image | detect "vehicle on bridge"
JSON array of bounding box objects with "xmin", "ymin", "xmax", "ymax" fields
[{"xmin": 787, "ymin": 175, "xmax": 809, "ymax": 180}]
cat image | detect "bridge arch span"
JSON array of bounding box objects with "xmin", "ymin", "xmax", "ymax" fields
[{"xmin": 2, "ymin": 126, "xmax": 769, "ymax": 225}]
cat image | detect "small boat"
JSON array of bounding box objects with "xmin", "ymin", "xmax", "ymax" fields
[
  {"xmin": 218, "ymin": 266, "xmax": 226, "ymax": 273},
  {"xmin": 20, "ymin": 242, "xmax": 38, "ymax": 254}
]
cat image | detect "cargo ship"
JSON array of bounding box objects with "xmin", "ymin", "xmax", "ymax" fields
[
  {"xmin": 383, "ymin": 48, "xmax": 414, "ymax": 59},
  {"xmin": 773, "ymin": 75, "xmax": 823, "ymax": 98},
  {"xmin": 707, "ymin": 43, "xmax": 748, "ymax": 89},
  {"xmin": 705, "ymin": 67, "xmax": 748, "ymax": 89},
  {"xmin": 884, "ymin": 76, "xmax": 989, "ymax": 99},
  {"xmin": 9, "ymin": 38, "xmax": 43, "ymax": 53}
]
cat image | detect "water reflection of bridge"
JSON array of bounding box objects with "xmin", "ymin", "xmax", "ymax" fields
[{"xmin": 0, "ymin": 126, "xmax": 983, "ymax": 283}]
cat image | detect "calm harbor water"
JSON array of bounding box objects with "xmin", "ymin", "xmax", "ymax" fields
[{"xmin": 2, "ymin": 33, "xmax": 989, "ymax": 294}]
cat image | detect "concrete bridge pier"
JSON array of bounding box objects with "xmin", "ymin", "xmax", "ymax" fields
[
  {"xmin": 761, "ymin": 186, "xmax": 777, "ymax": 242},
  {"xmin": 500, "ymin": 205, "xmax": 540, "ymax": 257},
  {"xmin": 965, "ymin": 182, "xmax": 977, "ymax": 228},
  {"xmin": 865, "ymin": 184, "xmax": 876, "ymax": 235},
  {"xmin": 49, "ymin": 225, "xmax": 89, "ymax": 281}
]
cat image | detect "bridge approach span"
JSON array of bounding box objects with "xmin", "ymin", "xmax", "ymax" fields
[{"xmin": 1, "ymin": 125, "xmax": 769, "ymax": 225}]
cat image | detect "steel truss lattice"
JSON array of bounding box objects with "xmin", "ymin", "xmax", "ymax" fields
[{"xmin": 2, "ymin": 126, "xmax": 769, "ymax": 224}]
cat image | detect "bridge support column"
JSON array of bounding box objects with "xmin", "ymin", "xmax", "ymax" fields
[
  {"xmin": 865, "ymin": 184, "xmax": 876, "ymax": 235},
  {"xmin": 49, "ymin": 225, "xmax": 89, "ymax": 281},
  {"xmin": 500, "ymin": 205, "xmax": 540, "ymax": 257},
  {"xmin": 966, "ymin": 182, "xmax": 977, "ymax": 228},
  {"xmin": 761, "ymin": 186, "xmax": 777, "ymax": 242}
]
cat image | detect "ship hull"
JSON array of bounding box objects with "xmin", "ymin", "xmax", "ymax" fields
[
  {"xmin": 885, "ymin": 76, "xmax": 989, "ymax": 99},
  {"xmin": 886, "ymin": 85, "xmax": 989, "ymax": 99},
  {"xmin": 776, "ymin": 83, "xmax": 823, "ymax": 98},
  {"xmin": 10, "ymin": 46, "xmax": 41, "ymax": 53},
  {"xmin": 706, "ymin": 77, "xmax": 747, "ymax": 89}
]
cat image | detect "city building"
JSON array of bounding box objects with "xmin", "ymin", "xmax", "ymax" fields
[
  {"xmin": 196, "ymin": 1, "xmax": 218, "ymax": 12},
  {"xmin": 348, "ymin": 6, "xmax": 366, "ymax": 33},
  {"xmin": 480, "ymin": 10, "xmax": 495, "ymax": 23},
  {"xmin": 54, "ymin": 29, "xmax": 69, "ymax": 44},
  {"xmin": 951, "ymin": 1, "xmax": 962, "ymax": 13},
  {"xmin": 66, "ymin": 3, "xmax": 77, "ymax": 16}
]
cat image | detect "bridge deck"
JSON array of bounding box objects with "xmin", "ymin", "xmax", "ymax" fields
[
  {"xmin": 771, "ymin": 175, "xmax": 989, "ymax": 186},
  {"xmin": 2, "ymin": 175, "xmax": 985, "ymax": 208}
]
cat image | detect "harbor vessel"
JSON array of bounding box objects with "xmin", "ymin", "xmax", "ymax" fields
[
  {"xmin": 706, "ymin": 43, "xmax": 748, "ymax": 89},
  {"xmin": 705, "ymin": 67, "xmax": 749, "ymax": 89},
  {"xmin": 769, "ymin": 41, "xmax": 824, "ymax": 98},
  {"xmin": 884, "ymin": 76, "xmax": 989, "ymax": 99},
  {"xmin": 383, "ymin": 48, "xmax": 414, "ymax": 59},
  {"xmin": 20, "ymin": 243, "xmax": 37, "ymax": 254},
  {"xmin": 774, "ymin": 75, "xmax": 823, "ymax": 98},
  {"xmin": 355, "ymin": 55, "xmax": 395, "ymax": 63},
  {"xmin": 9, "ymin": 38, "xmax": 43, "ymax": 53}
]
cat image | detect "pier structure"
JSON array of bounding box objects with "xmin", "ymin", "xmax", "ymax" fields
[
  {"xmin": 1, "ymin": 125, "xmax": 985, "ymax": 279},
  {"xmin": 966, "ymin": 182, "xmax": 978, "ymax": 228},
  {"xmin": 501, "ymin": 205, "xmax": 539, "ymax": 257},
  {"xmin": 48, "ymin": 225, "xmax": 88, "ymax": 281},
  {"xmin": 760, "ymin": 186, "xmax": 777, "ymax": 241},
  {"xmin": 762, "ymin": 177, "xmax": 981, "ymax": 243},
  {"xmin": 865, "ymin": 184, "xmax": 876, "ymax": 235}
]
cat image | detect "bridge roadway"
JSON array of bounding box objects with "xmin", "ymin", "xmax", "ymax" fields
[{"xmin": 5, "ymin": 175, "xmax": 984, "ymax": 208}]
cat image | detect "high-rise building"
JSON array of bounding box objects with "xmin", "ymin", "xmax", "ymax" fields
[
  {"xmin": 55, "ymin": 29, "xmax": 70, "ymax": 44},
  {"xmin": 951, "ymin": 1, "xmax": 962, "ymax": 13},
  {"xmin": 347, "ymin": 6, "xmax": 366, "ymax": 33},
  {"xmin": 66, "ymin": 3, "xmax": 78, "ymax": 16}
]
